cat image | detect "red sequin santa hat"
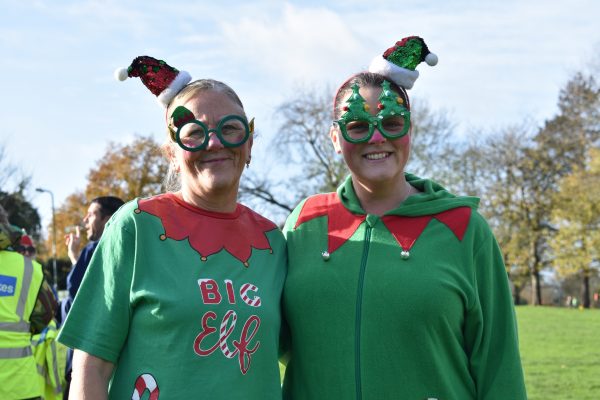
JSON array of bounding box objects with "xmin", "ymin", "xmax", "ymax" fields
[{"xmin": 114, "ymin": 56, "xmax": 192, "ymax": 108}]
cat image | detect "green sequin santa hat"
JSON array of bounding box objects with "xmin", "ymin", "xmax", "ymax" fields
[
  {"xmin": 368, "ymin": 36, "xmax": 438, "ymax": 90},
  {"xmin": 114, "ymin": 56, "xmax": 192, "ymax": 108}
]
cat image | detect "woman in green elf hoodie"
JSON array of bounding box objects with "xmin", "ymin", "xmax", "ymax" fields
[{"xmin": 281, "ymin": 37, "xmax": 527, "ymax": 400}]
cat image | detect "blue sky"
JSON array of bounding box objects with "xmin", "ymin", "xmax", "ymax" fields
[{"xmin": 1, "ymin": 0, "xmax": 599, "ymax": 230}]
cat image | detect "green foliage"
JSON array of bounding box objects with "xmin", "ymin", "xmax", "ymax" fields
[
  {"xmin": 0, "ymin": 142, "xmax": 41, "ymax": 238},
  {"xmin": 469, "ymin": 71, "xmax": 600, "ymax": 306},
  {"xmin": 551, "ymin": 148, "xmax": 600, "ymax": 275},
  {"xmin": 517, "ymin": 306, "xmax": 600, "ymax": 399},
  {"xmin": 550, "ymin": 147, "xmax": 600, "ymax": 306},
  {"xmin": 44, "ymin": 135, "xmax": 168, "ymax": 260},
  {"xmin": 0, "ymin": 189, "xmax": 42, "ymax": 239},
  {"xmin": 85, "ymin": 134, "xmax": 169, "ymax": 201}
]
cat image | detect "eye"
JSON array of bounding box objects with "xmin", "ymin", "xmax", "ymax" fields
[
  {"xmin": 221, "ymin": 123, "xmax": 244, "ymax": 135},
  {"xmin": 381, "ymin": 117, "xmax": 406, "ymax": 133},
  {"xmin": 179, "ymin": 123, "xmax": 206, "ymax": 146},
  {"xmin": 346, "ymin": 121, "xmax": 370, "ymax": 133}
]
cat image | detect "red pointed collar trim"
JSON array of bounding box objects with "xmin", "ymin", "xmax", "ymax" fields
[
  {"xmin": 137, "ymin": 193, "xmax": 276, "ymax": 266},
  {"xmin": 295, "ymin": 193, "xmax": 471, "ymax": 254}
]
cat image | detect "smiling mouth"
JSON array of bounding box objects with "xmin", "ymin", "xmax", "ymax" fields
[
  {"xmin": 364, "ymin": 152, "xmax": 390, "ymax": 160},
  {"xmin": 201, "ymin": 157, "xmax": 231, "ymax": 163}
]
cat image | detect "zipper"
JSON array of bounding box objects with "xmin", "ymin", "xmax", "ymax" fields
[{"xmin": 355, "ymin": 222, "xmax": 372, "ymax": 400}]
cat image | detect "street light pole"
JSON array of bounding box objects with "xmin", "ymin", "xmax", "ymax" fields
[{"xmin": 36, "ymin": 187, "xmax": 58, "ymax": 293}]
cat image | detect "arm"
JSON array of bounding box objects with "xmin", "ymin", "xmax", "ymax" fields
[
  {"xmin": 67, "ymin": 241, "xmax": 98, "ymax": 299},
  {"xmin": 464, "ymin": 217, "xmax": 527, "ymax": 400},
  {"xmin": 70, "ymin": 350, "xmax": 114, "ymax": 400},
  {"xmin": 30, "ymin": 279, "xmax": 58, "ymax": 334}
]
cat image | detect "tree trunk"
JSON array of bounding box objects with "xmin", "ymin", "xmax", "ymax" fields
[
  {"xmin": 514, "ymin": 286, "xmax": 521, "ymax": 305},
  {"xmin": 530, "ymin": 269, "xmax": 543, "ymax": 306},
  {"xmin": 535, "ymin": 269, "xmax": 543, "ymax": 305},
  {"xmin": 582, "ymin": 273, "xmax": 591, "ymax": 309}
]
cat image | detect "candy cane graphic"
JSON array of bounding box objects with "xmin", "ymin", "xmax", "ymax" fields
[
  {"xmin": 219, "ymin": 310, "xmax": 238, "ymax": 358},
  {"xmin": 132, "ymin": 373, "xmax": 159, "ymax": 400}
]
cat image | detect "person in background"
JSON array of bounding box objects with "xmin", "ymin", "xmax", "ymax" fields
[
  {"xmin": 16, "ymin": 233, "xmax": 37, "ymax": 259},
  {"xmin": 13, "ymin": 230, "xmax": 65, "ymax": 399},
  {"xmin": 281, "ymin": 37, "xmax": 527, "ymax": 399},
  {"xmin": 58, "ymin": 56, "xmax": 286, "ymax": 399},
  {"xmin": 63, "ymin": 196, "xmax": 125, "ymax": 307},
  {"xmin": 0, "ymin": 204, "xmax": 57, "ymax": 400},
  {"xmin": 59, "ymin": 195, "xmax": 124, "ymax": 399}
]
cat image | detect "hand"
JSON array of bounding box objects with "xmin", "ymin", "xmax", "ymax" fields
[{"xmin": 65, "ymin": 226, "xmax": 81, "ymax": 264}]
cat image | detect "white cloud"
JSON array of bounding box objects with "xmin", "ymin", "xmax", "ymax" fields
[{"xmin": 216, "ymin": 3, "xmax": 368, "ymax": 85}]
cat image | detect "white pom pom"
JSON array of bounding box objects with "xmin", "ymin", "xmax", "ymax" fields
[
  {"xmin": 114, "ymin": 67, "xmax": 129, "ymax": 81},
  {"xmin": 425, "ymin": 53, "xmax": 438, "ymax": 66}
]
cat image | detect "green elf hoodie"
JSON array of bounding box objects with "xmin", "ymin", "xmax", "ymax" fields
[{"xmin": 282, "ymin": 173, "xmax": 526, "ymax": 400}]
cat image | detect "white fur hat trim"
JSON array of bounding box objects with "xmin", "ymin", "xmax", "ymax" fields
[
  {"xmin": 157, "ymin": 70, "xmax": 192, "ymax": 108},
  {"xmin": 368, "ymin": 55, "xmax": 419, "ymax": 90}
]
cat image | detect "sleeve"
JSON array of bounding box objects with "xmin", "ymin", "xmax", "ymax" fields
[
  {"xmin": 464, "ymin": 216, "xmax": 527, "ymax": 400},
  {"xmin": 279, "ymin": 200, "xmax": 305, "ymax": 363},
  {"xmin": 66, "ymin": 241, "xmax": 98, "ymax": 299},
  {"xmin": 30, "ymin": 279, "xmax": 58, "ymax": 334},
  {"xmin": 57, "ymin": 209, "xmax": 136, "ymax": 364}
]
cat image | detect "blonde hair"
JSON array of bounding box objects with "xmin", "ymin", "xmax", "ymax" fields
[{"xmin": 162, "ymin": 79, "xmax": 246, "ymax": 192}]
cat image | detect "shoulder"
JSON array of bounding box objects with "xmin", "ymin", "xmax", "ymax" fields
[
  {"xmin": 456, "ymin": 208, "xmax": 499, "ymax": 252},
  {"xmin": 465, "ymin": 208, "xmax": 494, "ymax": 235},
  {"xmin": 238, "ymin": 204, "xmax": 280, "ymax": 233},
  {"xmin": 136, "ymin": 192, "xmax": 177, "ymax": 213},
  {"xmin": 284, "ymin": 193, "xmax": 337, "ymax": 234}
]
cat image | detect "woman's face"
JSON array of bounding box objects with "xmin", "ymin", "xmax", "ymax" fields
[
  {"xmin": 169, "ymin": 90, "xmax": 252, "ymax": 200},
  {"xmin": 330, "ymin": 84, "xmax": 411, "ymax": 190}
]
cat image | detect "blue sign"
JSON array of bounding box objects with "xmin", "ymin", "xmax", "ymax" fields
[{"xmin": 0, "ymin": 275, "xmax": 17, "ymax": 296}]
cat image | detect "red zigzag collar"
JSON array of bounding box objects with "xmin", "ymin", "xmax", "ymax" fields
[{"xmin": 294, "ymin": 193, "xmax": 471, "ymax": 255}]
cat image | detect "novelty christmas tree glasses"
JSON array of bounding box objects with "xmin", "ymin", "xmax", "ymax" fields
[
  {"xmin": 334, "ymin": 81, "xmax": 411, "ymax": 143},
  {"xmin": 170, "ymin": 106, "xmax": 254, "ymax": 151}
]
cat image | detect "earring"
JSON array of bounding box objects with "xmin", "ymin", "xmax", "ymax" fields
[{"xmin": 246, "ymin": 155, "xmax": 252, "ymax": 169}]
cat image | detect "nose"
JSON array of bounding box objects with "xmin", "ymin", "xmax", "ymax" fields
[
  {"xmin": 368, "ymin": 128, "xmax": 386, "ymax": 144},
  {"xmin": 205, "ymin": 130, "xmax": 225, "ymax": 150}
]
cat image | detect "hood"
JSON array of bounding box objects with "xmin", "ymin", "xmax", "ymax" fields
[{"xmin": 338, "ymin": 173, "xmax": 480, "ymax": 217}]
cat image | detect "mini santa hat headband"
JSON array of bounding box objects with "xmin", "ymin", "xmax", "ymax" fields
[
  {"xmin": 115, "ymin": 56, "xmax": 192, "ymax": 108},
  {"xmin": 335, "ymin": 36, "xmax": 438, "ymax": 109},
  {"xmin": 368, "ymin": 35, "xmax": 438, "ymax": 90}
]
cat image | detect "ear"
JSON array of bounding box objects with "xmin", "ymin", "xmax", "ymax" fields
[
  {"xmin": 248, "ymin": 133, "xmax": 254, "ymax": 153},
  {"xmin": 329, "ymin": 125, "xmax": 342, "ymax": 154},
  {"xmin": 162, "ymin": 142, "xmax": 181, "ymax": 172}
]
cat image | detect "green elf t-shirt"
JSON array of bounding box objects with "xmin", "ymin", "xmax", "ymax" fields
[{"xmin": 58, "ymin": 193, "xmax": 287, "ymax": 399}]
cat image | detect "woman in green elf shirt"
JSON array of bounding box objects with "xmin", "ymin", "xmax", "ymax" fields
[
  {"xmin": 281, "ymin": 37, "xmax": 527, "ymax": 399},
  {"xmin": 58, "ymin": 56, "xmax": 286, "ymax": 400}
]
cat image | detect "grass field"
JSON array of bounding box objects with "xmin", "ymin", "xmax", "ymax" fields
[{"xmin": 516, "ymin": 306, "xmax": 600, "ymax": 400}]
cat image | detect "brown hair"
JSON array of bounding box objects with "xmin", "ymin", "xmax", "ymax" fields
[{"xmin": 332, "ymin": 72, "xmax": 410, "ymax": 120}]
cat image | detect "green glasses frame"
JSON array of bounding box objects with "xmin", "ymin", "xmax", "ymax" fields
[
  {"xmin": 334, "ymin": 110, "xmax": 411, "ymax": 144},
  {"xmin": 173, "ymin": 115, "xmax": 254, "ymax": 152}
]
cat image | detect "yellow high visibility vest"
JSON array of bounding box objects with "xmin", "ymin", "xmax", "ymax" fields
[
  {"xmin": 0, "ymin": 250, "xmax": 44, "ymax": 399},
  {"xmin": 32, "ymin": 319, "xmax": 67, "ymax": 400}
]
